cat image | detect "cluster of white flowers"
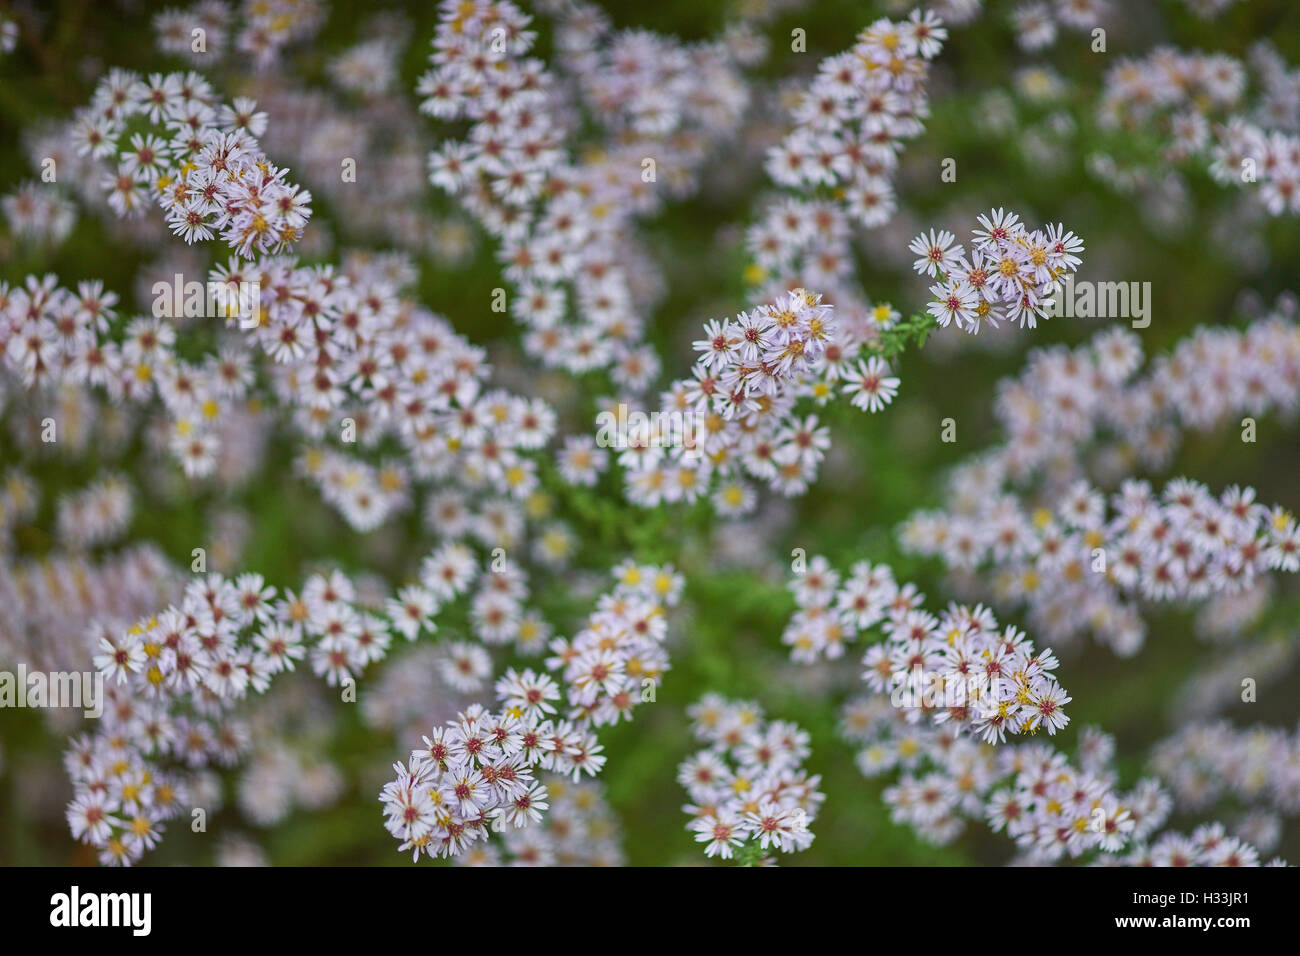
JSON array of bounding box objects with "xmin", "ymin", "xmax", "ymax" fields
[
  {"xmin": 1, "ymin": 181, "xmax": 76, "ymax": 245},
  {"xmin": 418, "ymin": 0, "xmax": 747, "ymax": 381},
  {"xmin": 1151, "ymin": 720, "xmax": 1300, "ymax": 816},
  {"xmin": 903, "ymin": 478, "xmax": 1298, "ymax": 655},
  {"xmin": 0, "ymin": 16, "xmax": 16, "ymax": 56},
  {"xmin": 1100, "ymin": 49, "xmax": 1246, "ymax": 131},
  {"xmin": 154, "ymin": 0, "xmax": 326, "ymax": 67},
  {"xmin": 1, "ymin": 245, "xmax": 562, "ymax": 581},
  {"xmin": 784, "ymin": 555, "xmax": 1073, "ymax": 743},
  {"xmin": 54, "ymin": 474, "xmax": 134, "ymax": 549},
  {"xmin": 0, "ymin": 272, "xmax": 255, "ymax": 485},
  {"xmin": 159, "ymin": 7, "xmax": 446, "ymax": 252},
  {"xmin": 4, "ymin": 0, "xmax": 1296, "ymax": 873},
  {"xmin": 0, "ymin": 309, "xmax": 273, "ymax": 504},
  {"xmin": 679, "ymin": 696, "xmax": 822, "ymax": 862},
  {"xmin": 16, "ymin": 102, "xmax": 118, "ymax": 251},
  {"xmin": 910, "ymin": 208, "xmax": 1085, "ymax": 332},
  {"xmin": 455, "ymin": 774, "xmax": 625, "ymax": 866},
  {"xmin": 1247, "ymin": 40, "xmax": 1300, "ymax": 133},
  {"xmin": 1098, "ymin": 46, "xmax": 1300, "ymax": 216},
  {"xmin": 977, "ymin": 312, "xmax": 1300, "ymax": 489},
  {"xmin": 764, "ymin": 12, "xmax": 946, "ymax": 226},
  {"xmin": 298, "ymin": 447, "xmax": 408, "ymax": 533},
  {"xmin": 252, "ymin": 77, "xmax": 449, "ymax": 254},
  {"xmin": 842, "ymin": 697, "xmax": 1279, "ymax": 864},
  {"xmin": 2, "ymin": 275, "xmax": 119, "ymax": 391},
  {"xmin": 380, "ymin": 561, "xmax": 682, "ymax": 860},
  {"xmin": 747, "ymin": 12, "xmax": 945, "ymax": 342},
  {"xmin": 71, "ymin": 69, "xmax": 313, "ymax": 255},
  {"xmin": 247, "ymin": 253, "xmax": 560, "ymax": 528},
  {"xmin": 64, "ymin": 721, "xmax": 195, "ymax": 866},
  {"xmin": 613, "ymin": 289, "xmax": 877, "ymax": 510},
  {"xmin": 549, "ymin": 0, "xmax": 748, "ymax": 141},
  {"xmin": 1209, "ymin": 120, "xmax": 1300, "ymax": 216},
  {"xmin": 1008, "ymin": 0, "xmax": 1109, "ymax": 53},
  {"xmin": 888, "ymin": 304, "xmax": 1300, "ymax": 655},
  {"xmin": 0, "ymin": 544, "xmax": 179, "ymax": 677},
  {"xmin": 237, "ymin": 693, "xmax": 346, "ymax": 828},
  {"xmin": 841, "ymin": 697, "xmax": 1141, "ymax": 857},
  {"xmin": 1112, "ymin": 825, "xmax": 1273, "ymax": 867},
  {"xmin": 64, "ymin": 545, "xmax": 490, "ymax": 865},
  {"xmin": 361, "ymin": 643, "xmax": 479, "ymax": 740},
  {"xmin": 360, "ymin": 606, "xmax": 624, "ymax": 865},
  {"xmin": 328, "ymin": 36, "xmax": 401, "ymax": 97},
  {"xmin": 1, "ymin": 469, "xmax": 184, "ymax": 686},
  {"xmin": 1, "ymin": 252, "xmax": 560, "ymax": 532}
]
